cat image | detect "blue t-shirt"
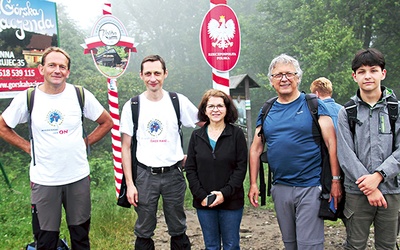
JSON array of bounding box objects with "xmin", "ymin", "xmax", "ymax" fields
[
  {"xmin": 256, "ymin": 93, "xmax": 330, "ymax": 187},
  {"xmin": 322, "ymin": 98, "xmax": 342, "ymax": 130}
]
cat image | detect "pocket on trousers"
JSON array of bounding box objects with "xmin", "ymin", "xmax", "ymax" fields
[{"xmin": 343, "ymin": 206, "xmax": 354, "ymax": 220}]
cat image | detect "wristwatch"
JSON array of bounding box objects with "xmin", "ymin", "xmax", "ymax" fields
[{"xmin": 332, "ymin": 176, "xmax": 342, "ymax": 180}]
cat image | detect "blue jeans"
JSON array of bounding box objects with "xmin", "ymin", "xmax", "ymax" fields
[{"xmin": 196, "ymin": 208, "xmax": 243, "ymax": 250}]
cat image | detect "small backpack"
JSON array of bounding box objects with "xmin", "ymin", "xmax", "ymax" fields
[{"xmin": 27, "ymin": 85, "xmax": 86, "ymax": 165}]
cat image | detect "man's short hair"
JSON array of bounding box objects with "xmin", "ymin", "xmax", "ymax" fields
[
  {"xmin": 268, "ymin": 54, "xmax": 303, "ymax": 84},
  {"xmin": 352, "ymin": 48, "xmax": 385, "ymax": 72},
  {"xmin": 41, "ymin": 47, "xmax": 71, "ymax": 70},
  {"xmin": 310, "ymin": 77, "xmax": 333, "ymax": 97},
  {"xmin": 141, "ymin": 55, "xmax": 166, "ymax": 73}
]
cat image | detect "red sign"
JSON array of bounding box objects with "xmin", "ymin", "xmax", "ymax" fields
[{"xmin": 200, "ymin": 4, "xmax": 240, "ymax": 72}]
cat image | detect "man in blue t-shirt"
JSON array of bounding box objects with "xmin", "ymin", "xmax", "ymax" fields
[{"xmin": 248, "ymin": 54, "xmax": 343, "ymax": 250}]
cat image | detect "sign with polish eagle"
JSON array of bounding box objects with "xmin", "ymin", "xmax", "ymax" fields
[{"xmin": 200, "ymin": 4, "xmax": 240, "ymax": 72}]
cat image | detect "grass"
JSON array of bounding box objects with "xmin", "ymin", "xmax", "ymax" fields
[{"xmin": 0, "ymin": 152, "xmax": 274, "ymax": 249}]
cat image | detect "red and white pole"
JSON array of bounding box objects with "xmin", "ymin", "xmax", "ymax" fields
[
  {"xmin": 101, "ymin": 2, "xmax": 123, "ymax": 197},
  {"xmin": 210, "ymin": 0, "xmax": 230, "ymax": 95},
  {"xmin": 108, "ymin": 78, "xmax": 122, "ymax": 198}
]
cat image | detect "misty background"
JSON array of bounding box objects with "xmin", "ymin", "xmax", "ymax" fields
[{"xmin": 1, "ymin": 0, "xmax": 400, "ymax": 154}]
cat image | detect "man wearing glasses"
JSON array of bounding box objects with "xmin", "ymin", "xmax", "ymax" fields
[{"xmin": 248, "ymin": 54, "xmax": 342, "ymax": 249}]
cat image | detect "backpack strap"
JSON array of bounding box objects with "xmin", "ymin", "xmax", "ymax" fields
[
  {"xmin": 257, "ymin": 96, "xmax": 278, "ymax": 205},
  {"xmin": 258, "ymin": 96, "xmax": 278, "ymax": 140},
  {"xmin": 387, "ymin": 96, "xmax": 398, "ymax": 151},
  {"xmin": 344, "ymin": 99, "xmax": 363, "ymax": 138},
  {"xmin": 74, "ymin": 85, "xmax": 89, "ymax": 154},
  {"xmin": 130, "ymin": 95, "xmax": 140, "ymax": 184},
  {"xmin": 305, "ymin": 94, "xmax": 319, "ymax": 127},
  {"xmin": 27, "ymin": 87, "xmax": 36, "ymax": 166},
  {"xmin": 305, "ymin": 94, "xmax": 321, "ymax": 144},
  {"xmin": 168, "ymin": 92, "xmax": 183, "ymax": 147}
]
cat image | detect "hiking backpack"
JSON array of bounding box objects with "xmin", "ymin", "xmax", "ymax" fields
[
  {"xmin": 27, "ymin": 85, "xmax": 86, "ymax": 165},
  {"xmin": 117, "ymin": 92, "xmax": 182, "ymax": 208}
]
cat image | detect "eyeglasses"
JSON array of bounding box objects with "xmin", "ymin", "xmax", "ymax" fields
[
  {"xmin": 206, "ymin": 104, "xmax": 225, "ymax": 110},
  {"xmin": 270, "ymin": 72, "xmax": 298, "ymax": 80}
]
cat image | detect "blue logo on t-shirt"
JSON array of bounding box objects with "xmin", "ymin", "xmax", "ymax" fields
[
  {"xmin": 47, "ymin": 110, "xmax": 64, "ymax": 126},
  {"xmin": 147, "ymin": 119, "xmax": 163, "ymax": 137}
]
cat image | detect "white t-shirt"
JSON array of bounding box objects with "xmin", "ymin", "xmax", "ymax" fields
[
  {"xmin": 1, "ymin": 83, "xmax": 104, "ymax": 185},
  {"xmin": 120, "ymin": 90, "xmax": 198, "ymax": 167}
]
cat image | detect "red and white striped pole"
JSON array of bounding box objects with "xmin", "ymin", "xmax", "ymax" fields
[
  {"xmin": 101, "ymin": 2, "xmax": 123, "ymax": 197},
  {"xmin": 108, "ymin": 78, "xmax": 122, "ymax": 198},
  {"xmin": 210, "ymin": 0, "xmax": 230, "ymax": 95}
]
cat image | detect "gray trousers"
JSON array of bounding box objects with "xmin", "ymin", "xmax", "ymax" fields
[
  {"xmin": 271, "ymin": 184, "xmax": 324, "ymax": 250},
  {"xmin": 344, "ymin": 193, "xmax": 400, "ymax": 250},
  {"xmin": 134, "ymin": 165, "xmax": 187, "ymax": 238}
]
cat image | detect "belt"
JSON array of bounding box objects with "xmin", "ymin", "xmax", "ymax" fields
[{"xmin": 137, "ymin": 161, "xmax": 181, "ymax": 175}]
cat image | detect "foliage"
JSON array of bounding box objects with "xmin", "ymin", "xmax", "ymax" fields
[
  {"xmin": 2, "ymin": 0, "xmax": 400, "ymax": 246},
  {"xmin": 0, "ymin": 152, "xmax": 270, "ymax": 249}
]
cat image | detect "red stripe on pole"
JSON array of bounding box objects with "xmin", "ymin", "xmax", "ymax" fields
[
  {"xmin": 212, "ymin": 72, "xmax": 229, "ymax": 87},
  {"xmin": 103, "ymin": 3, "xmax": 112, "ymax": 15},
  {"xmin": 210, "ymin": 0, "xmax": 227, "ymax": 4},
  {"xmin": 108, "ymin": 90, "xmax": 118, "ymax": 98},
  {"xmin": 111, "ymin": 134, "xmax": 120, "ymax": 141},
  {"xmin": 112, "ymin": 144, "xmax": 121, "ymax": 152}
]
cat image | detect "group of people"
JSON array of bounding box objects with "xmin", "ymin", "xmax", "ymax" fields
[
  {"xmin": 0, "ymin": 46, "xmax": 398, "ymax": 250},
  {"xmin": 248, "ymin": 48, "xmax": 400, "ymax": 250}
]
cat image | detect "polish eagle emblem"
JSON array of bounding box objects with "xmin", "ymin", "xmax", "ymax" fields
[{"xmin": 207, "ymin": 15, "xmax": 236, "ymax": 49}]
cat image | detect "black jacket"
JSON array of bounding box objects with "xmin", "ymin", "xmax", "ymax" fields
[{"xmin": 185, "ymin": 123, "xmax": 248, "ymax": 210}]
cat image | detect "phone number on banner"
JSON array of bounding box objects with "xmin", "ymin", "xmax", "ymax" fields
[{"xmin": 0, "ymin": 68, "xmax": 38, "ymax": 78}]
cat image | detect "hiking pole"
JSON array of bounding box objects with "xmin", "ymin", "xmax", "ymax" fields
[{"xmin": 0, "ymin": 160, "xmax": 12, "ymax": 189}]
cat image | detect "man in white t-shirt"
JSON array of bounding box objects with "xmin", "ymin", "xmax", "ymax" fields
[
  {"xmin": 120, "ymin": 55, "xmax": 200, "ymax": 249},
  {"xmin": 0, "ymin": 47, "xmax": 113, "ymax": 249}
]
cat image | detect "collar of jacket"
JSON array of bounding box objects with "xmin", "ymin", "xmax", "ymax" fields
[
  {"xmin": 196, "ymin": 123, "xmax": 234, "ymax": 140},
  {"xmin": 355, "ymin": 85, "xmax": 395, "ymax": 106}
]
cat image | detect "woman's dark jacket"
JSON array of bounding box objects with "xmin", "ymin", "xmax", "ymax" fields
[{"xmin": 185, "ymin": 123, "xmax": 248, "ymax": 210}]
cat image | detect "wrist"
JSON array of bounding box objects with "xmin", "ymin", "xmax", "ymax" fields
[{"xmin": 374, "ymin": 170, "xmax": 386, "ymax": 182}]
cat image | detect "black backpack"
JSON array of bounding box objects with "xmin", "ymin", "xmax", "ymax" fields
[
  {"xmin": 117, "ymin": 92, "xmax": 181, "ymax": 208},
  {"xmin": 344, "ymin": 95, "xmax": 398, "ymax": 151}
]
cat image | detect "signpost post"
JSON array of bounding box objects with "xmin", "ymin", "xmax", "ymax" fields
[{"xmin": 82, "ymin": 2, "xmax": 136, "ymax": 198}]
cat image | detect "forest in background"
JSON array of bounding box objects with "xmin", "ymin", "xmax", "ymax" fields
[
  {"xmin": 1, "ymin": 1, "xmax": 400, "ymax": 248},
  {"xmin": 1, "ymin": 0, "xmax": 400, "ymax": 164}
]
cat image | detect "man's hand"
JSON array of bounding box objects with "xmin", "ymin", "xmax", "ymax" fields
[
  {"xmin": 127, "ymin": 184, "xmax": 139, "ymax": 207},
  {"xmin": 248, "ymin": 184, "xmax": 260, "ymax": 207},
  {"xmin": 367, "ymin": 189, "xmax": 387, "ymax": 208},
  {"xmin": 356, "ymin": 172, "xmax": 382, "ymax": 196},
  {"xmin": 330, "ymin": 180, "xmax": 343, "ymax": 209}
]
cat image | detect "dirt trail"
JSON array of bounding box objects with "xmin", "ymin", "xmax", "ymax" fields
[{"xmin": 153, "ymin": 207, "xmax": 349, "ymax": 250}]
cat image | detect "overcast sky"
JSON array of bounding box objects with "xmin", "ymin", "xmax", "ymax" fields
[{"xmin": 51, "ymin": 0, "xmax": 107, "ymax": 30}]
